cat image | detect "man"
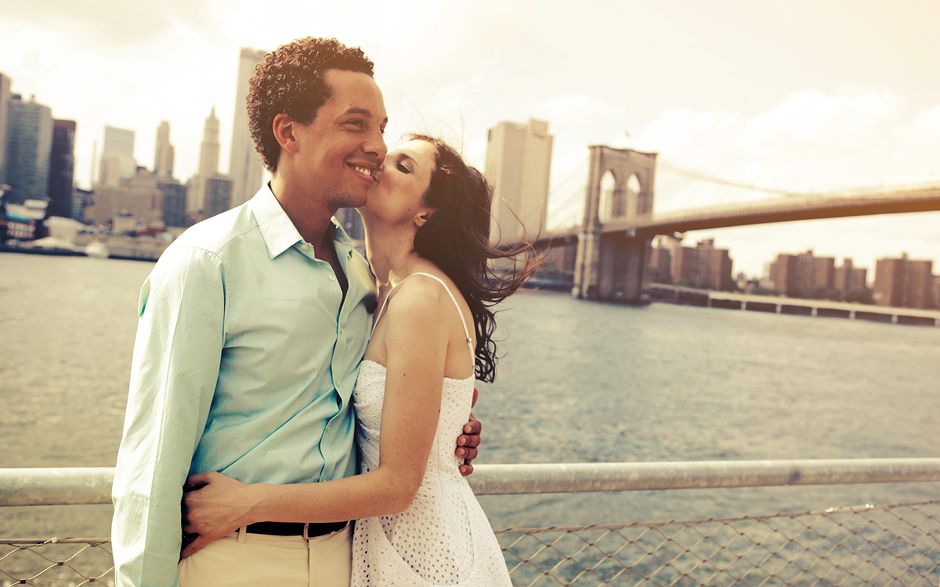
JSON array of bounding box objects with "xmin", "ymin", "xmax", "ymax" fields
[{"xmin": 111, "ymin": 37, "xmax": 481, "ymax": 587}]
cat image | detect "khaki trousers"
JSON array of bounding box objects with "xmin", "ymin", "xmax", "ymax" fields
[{"xmin": 177, "ymin": 523, "xmax": 352, "ymax": 587}]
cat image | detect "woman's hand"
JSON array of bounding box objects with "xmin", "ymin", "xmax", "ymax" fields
[
  {"xmin": 180, "ymin": 471, "xmax": 259, "ymax": 559},
  {"xmin": 457, "ymin": 388, "xmax": 482, "ymax": 476}
]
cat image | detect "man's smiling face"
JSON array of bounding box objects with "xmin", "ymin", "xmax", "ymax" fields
[{"xmin": 293, "ymin": 68, "xmax": 389, "ymax": 210}]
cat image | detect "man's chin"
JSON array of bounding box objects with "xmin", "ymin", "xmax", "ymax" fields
[{"xmin": 327, "ymin": 190, "xmax": 368, "ymax": 210}]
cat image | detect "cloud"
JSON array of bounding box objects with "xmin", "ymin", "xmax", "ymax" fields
[
  {"xmin": 633, "ymin": 87, "xmax": 940, "ymax": 205},
  {"xmin": 3, "ymin": 0, "xmax": 222, "ymax": 47},
  {"xmin": 739, "ymin": 89, "xmax": 906, "ymax": 153}
]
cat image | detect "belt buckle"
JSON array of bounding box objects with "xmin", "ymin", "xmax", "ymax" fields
[{"xmin": 302, "ymin": 522, "xmax": 310, "ymax": 539}]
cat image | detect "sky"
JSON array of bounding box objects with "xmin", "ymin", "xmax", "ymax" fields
[{"xmin": 2, "ymin": 0, "xmax": 940, "ymax": 277}]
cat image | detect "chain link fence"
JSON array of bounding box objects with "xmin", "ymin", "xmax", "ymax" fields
[
  {"xmin": 3, "ymin": 500, "xmax": 939, "ymax": 586},
  {"xmin": 497, "ymin": 500, "xmax": 940, "ymax": 586},
  {"xmin": 0, "ymin": 538, "xmax": 113, "ymax": 587}
]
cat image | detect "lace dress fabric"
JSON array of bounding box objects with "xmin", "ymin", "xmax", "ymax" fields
[{"xmin": 350, "ymin": 274, "xmax": 511, "ymax": 586}]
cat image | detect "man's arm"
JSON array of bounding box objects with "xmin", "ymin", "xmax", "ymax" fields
[{"xmin": 111, "ymin": 248, "xmax": 225, "ymax": 587}]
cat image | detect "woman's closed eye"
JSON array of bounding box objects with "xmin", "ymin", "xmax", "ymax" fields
[{"xmin": 397, "ymin": 162, "xmax": 412, "ymax": 174}]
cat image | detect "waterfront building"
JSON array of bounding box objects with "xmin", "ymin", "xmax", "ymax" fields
[
  {"xmin": 649, "ymin": 246, "xmax": 673, "ymax": 284},
  {"xmin": 873, "ymin": 253, "xmax": 935, "ymax": 309},
  {"xmin": 484, "ymin": 118, "xmax": 553, "ymax": 245},
  {"xmin": 85, "ymin": 166, "xmax": 163, "ymax": 231},
  {"xmin": 5, "ymin": 94, "xmax": 53, "ymax": 204},
  {"xmin": 673, "ymin": 238, "xmax": 734, "ymax": 291},
  {"xmin": 814, "ymin": 255, "xmax": 836, "ymax": 290},
  {"xmin": 47, "ymin": 119, "xmax": 76, "ymax": 218},
  {"xmin": 933, "ymin": 275, "xmax": 940, "ymax": 310},
  {"xmin": 648, "ymin": 235, "xmax": 678, "ymax": 284},
  {"xmin": 769, "ymin": 250, "xmax": 837, "ymax": 297},
  {"xmin": 834, "ymin": 258, "xmax": 868, "ymax": 290},
  {"xmin": 158, "ymin": 179, "xmax": 187, "ymax": 228},
  {"xmin": 98, "ymin": 126, "xmax": 136, "ymax": 187},
  {"xmin": 0, "ymin": 72, "xmax": 10, "ymax": 186},
  {"xmin": 228, "ymin": 47, "xmax": 267, "ymax": 208},
  {"xmin": 153, "ymin": 121, "xmax": 174, "ymax": 178},
  {"xmin": 203, "ymin": 174, "xmax": 233, "ymax": 219},
  {"xmin": 72, "ymin": 187, "xmax": 92, "ymax": 222}
]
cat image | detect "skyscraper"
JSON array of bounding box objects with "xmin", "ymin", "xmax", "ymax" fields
[
  {"xmin": 154, "ymin": 121, "xmax": 174, "ymax": 177},
  {"xmin": 159, "ymin": 179, "xmax": 187, "ymax": 228},
  {"xmin": 203, "ymin": 175, "xmax": 233, "ymax": 219},
  {"xmin": 5, "ymin": 94, "xmax": 53, "ymax": 203},
  {"xmin": 47, "ymin": 119, "xmax": 77, "ymax": 218},
  {"xmin": 99, "ymin": 125, "xmax": 136, "ymax": 187},
  {"xmin": 0, "ymin": 72, "xmax": 11, "ymax": 186},
  {"xmin": 190, "ymin": 107, "xmax": 221, "ymax": 215},
  {"xmin": 228, "ymin": 47, "xmax": 267, "ymax": 208},
  {"xmin": 484, "ymin": 118, "xmax": 553, "ymax": 245}
]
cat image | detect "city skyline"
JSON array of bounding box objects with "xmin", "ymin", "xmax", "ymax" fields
[{"xmin": 2, "ymin": 0, "xmax": 940, "ymax": 275}]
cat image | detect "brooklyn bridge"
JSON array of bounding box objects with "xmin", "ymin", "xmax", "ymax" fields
[{"xmin": 529, "ymin": 145, "xmax": 940, "ymax": 304}]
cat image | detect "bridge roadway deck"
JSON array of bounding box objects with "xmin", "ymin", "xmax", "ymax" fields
[{"xmin": 544, "ymin": 185, "xmax": 940, "ymax": 240}]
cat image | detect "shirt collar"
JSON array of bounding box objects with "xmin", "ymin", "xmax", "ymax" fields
[
  {"xmin": 248, "ymin": 183, "xmax": 359, "ymax": 259},
  {"xmin": 248, "ymin": 184, "xmax": 304, "ymax": 258}
]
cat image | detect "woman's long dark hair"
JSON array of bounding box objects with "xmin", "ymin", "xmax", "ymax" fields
[{"xmin": 410, "ymin": 134, "xmax": 538, "ymax": 383}]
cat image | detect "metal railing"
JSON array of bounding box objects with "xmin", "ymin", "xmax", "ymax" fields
[{"xmin": 3, "ymin": 459, "xmax": 940, "ymax": 586}]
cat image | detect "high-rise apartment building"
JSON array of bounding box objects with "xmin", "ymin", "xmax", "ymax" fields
[
  {"xmin": 5, "ymin": 94, "xmax": 53, "ymax": 203},
  {"xmin": 191, "ymin": 107, "xmax": 222, "ymax": 215},
  {"xmin": 0, "ymin": 73, "xmax": 11, "ymax": 186},
  {"xmin": 47, "ymin": 119, "xmax": 77, "ymax": 218},
  {"xmin": 648, "ymin": 235, "xmax": 681, "ymax": 284},
  {"xmin": 673, "ymin": 238, "xmax": 734, "ymax": 291},
  {"xmin": 98, "ymin": 126, "xmax": 136, "ymax": 187},
  {"xmin": 484, "ymin": 118, "xmax": 553, "ymax": 245},
  {"xmin": 228, "ymin": 48, "xmax": 267, "ymax": 208},
  {"xmin": 834, "ymin": 258, "xmax": 868, "ymax": 290},
  {"xmin": 154, "ymin": 121, "xmax": 174, "ymax": 177},
  {"xmin": 873, "ymin": 254, "xmax": 935, "ymax": 309},
  {"xmin": 769, "ymin": 250, "xmax": 836, "ymax": 297}
]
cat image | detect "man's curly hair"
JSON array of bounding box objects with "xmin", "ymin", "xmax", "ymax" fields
[{"xmin": 247, "ymin": 37, "xmax": 375, "ymax": 172}]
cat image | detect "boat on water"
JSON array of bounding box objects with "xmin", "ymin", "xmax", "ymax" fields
[{"xmin": 84, "ymin": 241, "xmax": 110, "ymax": 258}]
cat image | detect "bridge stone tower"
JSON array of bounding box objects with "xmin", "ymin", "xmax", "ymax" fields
[{"xmin": 573, "ymin": 145, "xmax": 657, "ymax": 303}]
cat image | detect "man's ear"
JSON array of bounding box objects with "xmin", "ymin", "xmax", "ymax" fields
[{"xmin": 272, "ymin": 114, "xmax": 298, "ymax": 154}]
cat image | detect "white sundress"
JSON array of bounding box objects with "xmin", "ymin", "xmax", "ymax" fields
[{"xmin": 350, "ymin": 273, "xmax": 512, "ymax": 586}]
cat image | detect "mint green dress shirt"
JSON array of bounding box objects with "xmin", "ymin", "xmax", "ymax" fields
[{"xmin": 111, "ymin": 186, "xmax": 376, "ymax": 587}]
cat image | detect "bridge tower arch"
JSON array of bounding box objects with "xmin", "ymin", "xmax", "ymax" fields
[{"xmin": 573, "ymin": 145, "xmax": 657, "ymax": 302}]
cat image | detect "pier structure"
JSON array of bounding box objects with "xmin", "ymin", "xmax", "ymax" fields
[{"xmin": 649, "ymin": 285, "xmax": 940, "ymax": 326}]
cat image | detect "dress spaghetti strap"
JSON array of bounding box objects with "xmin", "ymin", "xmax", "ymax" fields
[{"xmin": 372, "ymin": 273, "xmax": 475, "ymax": 371}]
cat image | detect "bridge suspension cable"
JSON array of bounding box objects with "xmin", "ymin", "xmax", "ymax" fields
[
  {"xmin": 657, "ymin": 158, "xmax": 796, "ymax": 197},
  {"xmin": 547, "ymin": 155, "xmax": 590, "ymax": 228}
]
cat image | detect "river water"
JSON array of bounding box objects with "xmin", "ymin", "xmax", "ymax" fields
[{"xmin": 2, "ymin": 252, "xmax": 939, "ymax": 538}]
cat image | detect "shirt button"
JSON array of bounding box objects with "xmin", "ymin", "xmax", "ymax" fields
[
  {"xmin": 339, "ymin": 327, "xmax": 344, "ymax": 334},
  {"xmin": 328, "ymin": 275, "xmax": 336, "ymax": 282},
  {"xmin": 301, "ymin": 243, "xmax": 310, "ymax": 250}
]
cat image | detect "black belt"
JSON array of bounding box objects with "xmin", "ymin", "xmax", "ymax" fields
[{"xmin": 245, "ymin": 521, "xmax": 348, "ymax": 537}]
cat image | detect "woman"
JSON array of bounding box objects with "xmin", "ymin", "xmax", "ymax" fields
[{"xmin": 181, "ymin": 135, "xmax": 534, "ymax": 585}]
